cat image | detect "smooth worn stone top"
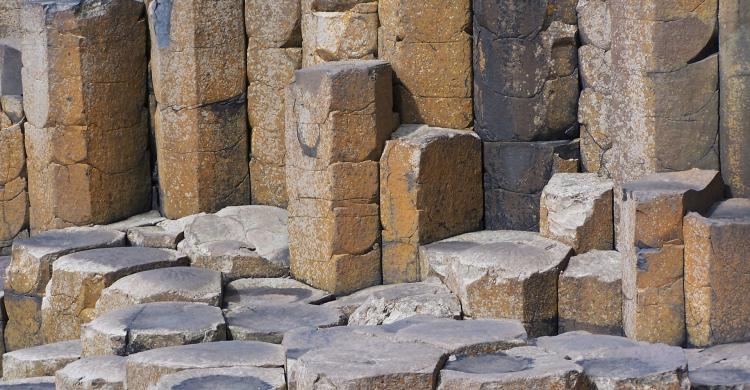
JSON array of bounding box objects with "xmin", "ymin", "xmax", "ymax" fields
[
  {"xmin": 126, "ymin": 341, "xmax": 286, "ymax": 370},
  {"xmin": 543, "ymin": 173, "xmax": 614, "ymax": 199},
  {"xmin": 282, "ymin": 325, "xmax": 386, "ymax": 360},
  {"xmin": 689, "ymin": 342, "xmax": 750, "ymax": 387},
  {"xmin": 224, "ymin": 278, "xmax": 334, "ymax": 309},
  {"xmin": 391, "ymin": 124, "xmax": 479, "ymax": 146},
  {"xmin": 4, "ymin": 340, "xmax": 82, "ymax": 362},
  {"xmin": 325, "ymin": 279, "xmax": 455, "ymax": 317},
  {"xmin": 0, "ymin": 377, "xmax": 55, "ymax": 389},
  {"xmin": 155, "ymin": 367, "xmax": 286, "ymax": 390},
  {"xmin": 622, "ymin": 169, "xmax": 722, "ymax": 200},
  {"xmin": 12, "ymin": 227, "xmax": 126, "ymax": 262},
  {"xmin": 55, "ymin": 355, "xmax": 125, "ymax": 388},
  {"xmin": 52, "ymin": 247, "xmax": 186, "ymax": 275},
  {"xmin": 224, "ymin": 302, "xmax": 345, "ymax": 343},
  {"xmin": 563, "ymin": 250, "xmax": 623, "ymax": 283},
  {"xmin": 97, "ymin": 211, "xmax": 165, "ymax": 232},
  {"xmin": 704, "ymin": 198, "xmax": 750, "ymax": 222},
  {"xmin": 534, "ymin": 331, "xmax": 642, "ymax": 360},
  {"xmin": 440, "ymin": 346, "xmax": 583, "ymax": 381}
]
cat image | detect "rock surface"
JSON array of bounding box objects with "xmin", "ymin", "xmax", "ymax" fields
[
  {"xmin": 0, "ymin": 377, "xmax": 54, "ymax": 389},
  {"xmin": 225, "ymin": 303, "xmax": 345, "ymax": 343},
  {"xmin": 2, "ymin": 341, "xmax": 81, "ymax": 380},
  {"xmin": 154, "ymin": 367, "xmax": 286, "ymax": 390},
  {"xmin": 224, "ymin": 278, "xmax": 333, "ymax": 310},
  {"xmin": 0, "ymin": 92, "xmax": 27, "ymax": 255},
  {"xmin": 127, "ymin": 213, "xmax": 205, "ymax": 250},
  {"xmin": 97, "ymin": 211, "xmax": 164, "ymax": 233},
  {"xmin": 301, "ymin": 0, "xmax": 378, "ymax": 66},
  {"xmin": 689, "ymin": 342, "xmax": 750, "ymax": 388},
  {"xmin": 55, "ymin": 355, "xmax": 125, "ymax": 390}
]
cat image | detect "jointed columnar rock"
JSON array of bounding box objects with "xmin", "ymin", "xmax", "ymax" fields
[
  {"xmin": 684, "ymin": 199, "xmax": 750, "ymax": 347},
  {"xmin": 55, "ymin": 356, "xmax": 125, "ymax": 390},
  {"xmin": 2, "ymin": 340, "xmax": 81, "ymax": 380},
  {"xmin": 154, "ymin": 367, "xmax": 286, "ymax": 390},
  {"xmin": 474, "ymin": 0, "xmax": 579, "ymax": 142},
  {"xmin": 380, "ymin": 125, "xmax": 482, "ymax": 283},
  {"xmin": 0, "ymin": 81, "xmax": 28, "ymax": 254},
  {"xmin": 225, "ymin": 303, "xmax": 345, "ymax": 343},
  {"xmin": 147, "ymin": 0, "xmax": 248, "ymax": 219},
  {"xmin": 246, "ymin": 0, "xmax": 302, "ymax": 207},
  {"xmin": 285, "ymin": 60, "xmax": 397, "ymax": 294},
  {"xmin": 609, "ymin": 0, "xmax": 720, "ymax": 185},
  {"xmin": 21, "ymin": 0, "xmax": 151, "ymax": 232},
  {"xmin": 719, "ymin": 0, "xmax": 750, "ymax": 197},
  {"xmin": 378, "ymin": 0, "xmax": 473, "ymax": 129},
  {"xmin": 301, "ymin": 0, "xmax": 378, "ymax": 66},
  {"xmin": 223, "ymin": 278, "xmax": 334, "ymax": 310},
  {"xmin": 618, "ymin": 169, "xmax": 724, "ymax": 345}
]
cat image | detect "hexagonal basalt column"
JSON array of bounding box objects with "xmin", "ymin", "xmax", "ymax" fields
[{"xmin": 301, "ymin": 0, "xmax": 378, "ymax": 67}]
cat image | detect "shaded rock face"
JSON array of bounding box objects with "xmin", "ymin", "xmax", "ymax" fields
[
  {"xmin": 21, "ymin": 0, "xmax": 151, "ymax": 232},
  {"xmin": 301, "ymin": 0, "xmax": 378, "ymax": 66},
  {"xmin": 0, "ymin": 69, "xmax": 28, "ymax": 254},
  {"xmin": 54, "ymin": 355, "xmax": 125, "ymax": 390}
]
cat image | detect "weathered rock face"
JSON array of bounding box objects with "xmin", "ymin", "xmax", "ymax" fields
[
  {"xmin": 285, "ymin": 60, "xmax": 397, "ymax": 295},
  {"xmin": 2, "ymin": 340, "xmax": 81, "ymax": 380},
  {"xmin": 0, "ymin": 44, "xmax": 22, "ymax": 96},
  {"xmin": 301, "ymin": 0, "xmax": 378, "ymax": 66},
  {"xmin": 558, "ymin": 250, "xmax": 623, "ymax": 335},
  {"xmin": 225, "ymin": 303, "xmax": 345, "ymax": 343},
  {"xmin": 484, "ymin": 139, "xmax": 580, "ymax": 231},
  {"xmin": 689, "ymin": 342, "xmax": 750, "ymax": 388},
  {"xmin": 420, "ymin": 231, "xmax": 573, "ymax": 336},
  {"xmin": 127, "ymin": 213, "xmax": 204, "ymax": 250},
  {"xmin": 685, "ymin": 199, "xmax": 750, "ymax": 347},
  {"xmin": 147, "ymin": 0, "xmax": 248, "ymax": 219},
  {"xmin": 609, "ymin": 0, "xmax": 720, "ymax": 185},
  {"xmin": 154, "ymin": 367, "xmax": 286, "ymax": 390},
  {"xmin": 380, "ymin": 125, "xmax": 482, "ymax": 283},
  {"xmin": 474, "ymin": 0, "xmax": 579, "ymax": 142},
  {"xmin": 618, "ymin": 169, "xmax": 724, "ymax": 345},
  {"xmin": 97, "ymin": 211, "xmax": 164, "ymax": 233},
  {"xmin": 0, "ymin": 90, "xmax": 28, "ymax": 254},
  {"xmin": 21, "ymin": 0, "xmax": 151, "ymax": 232},
  {"xmin": 224, "ymin": 278, "xmax": 334, "ymax": 310},
  {"xmin": 55, "ymin": 355, "xmax": 125, "ymax": 390},
  {"xmin": 0, "ymin": 0, "xmax": 22, "ymax": 47},
  {"xmin": 540, "ymin": 173, "xmax": 614, "ymax": 253},
  {"xmin": 0, "ymin": 377, "xmax": 55, "ymax": 389},
  {"xmin": 379, "ymin": 0, "xmax": 472, "ymax": 129}
]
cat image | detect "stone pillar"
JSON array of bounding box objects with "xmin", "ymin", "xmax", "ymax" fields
[
  {"xmin": 285, "ymin": 61, "xmax": 397, "ymax": 295},
  {"xmin": 378, "ymin": 0, "xmax": 473, "ymax": 129},
  {"xmin": 21, "ymin": 0, "xmax": 151, "ymax": 232},
  {"xmin": 719, "ymin": 1, "xmax": 750, "ymax": 197},
  {"xmin": 246, "ymin": 0, "xmax": 302, "ymax": 207},
  {"xmin": 379, "ymin": 125, "xmax": 482, "ymax": 284},
  {"xmin": 618, "ymin": 169, "xmax": 723, "ymax": 346},
  {"xmin": 301, "ymin": 0, "xmax": 378, "ymax": 67},
  {"xmin": 148, "ymin": 0, "xmax": 249, "ymax": 219}
]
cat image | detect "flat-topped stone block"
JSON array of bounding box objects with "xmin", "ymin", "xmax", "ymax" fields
[
  {"xmin": 55, "ymin": 356, "xmax": 125, "ymax": 390},
  {"xmin": 0, "ymin": 377, "xmax": 54, "ymax": 389},
  {"xmin": 124, "ymin": 341, "xmax": 286, "ymax": 390},
  {"xmin": 155, "ymin": 367, "xmax": 286, "ymax": 390},
  {"xmin": 420, "ymin": 230, "xmax": 573, "ymax": 336},
  {"xmin": 42, "ymin": 247, "xmax": 189, "ymax": 342},
  {"xmin": 2, "ymin": 340, "xmax": 81, "ymax": 380},
  {"xmin": 96, "ymin": 211, "xmax": 164, "ymax": 233},
  {"xmin": 558, "ymin": 250, "xmax": 623, "ymax": 335},
  {"xmin": 225, "ymin": 303, "xmax": 345, "ymax": 343},
  {"xmin": 301, "ymin": 0, "xmax": 378, "ymax": 66},
  {"xmin": 224, "ymin": 278, "xmax": 333, "ymax": 310},
  {"xmin": 95, "ymin": 267, "xmax": 222, "ymax": 316},
  {"xmin": 127, "ymin": 213, "xmax": 205, "ymax": 249},
  {"xmin": 689, "ymin": 342, "xmax": 750, "ymax": 388}
]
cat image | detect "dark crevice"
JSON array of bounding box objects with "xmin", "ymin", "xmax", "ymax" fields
[{"xmin": 687, "ymin": 28, "xmax": 719, "ymax": 64}]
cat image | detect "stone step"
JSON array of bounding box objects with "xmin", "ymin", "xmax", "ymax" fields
[
  {"xmin": 2, "ymin": 340, "xmax": 80, "ymax": 380},
  {"xmin": 96, "ymin": 211, "xmax": 165, "ymax": 233},
  {"xmin": 54, "ymin": 356, "xmax": 125, "ymax": 390},
  {"xmin": 223, "ymin": 277, "xmax": 333, "ymax": 310},
  {"xmin": 154, "ymin": 367, "xmax": 286, "ymax": 390},
  {"xmin": 0, "ymin": 377, "xmax": 54, "ymax": 389},
  {"xmin": 688, "ymin": 342, "xmax": 750, "ymax": 388},
  {"xmin": 126, "ymin": 213, "xmax": 206, "ymax": 250},
  {"xmin": 225, "ymin": 303, "xmax": 345, "ymax": 343},
  {"xmin": 81, "ymin": 302, "xmax": 226, "ymax": 357}
]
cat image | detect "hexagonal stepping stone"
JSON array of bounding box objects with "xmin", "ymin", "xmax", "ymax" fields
[
  {"xmin": 223, "ymin": 277, "xmax": 333, "ymax": 310},
  {"xmin": 81, "ymin": 302, "xmax": 226, "ymax": 357},
  {"xmin": 534, "ymin": 331, "xmax": 640, "ymax": 361},
  {"xmin": 55, "ymin": 355, "xmax": 125, "ymax": 389},
  {"xmin": 154, "ymin": 367, "xmax": 286, "ymax": 390},
  {"xmin": 437, "ymin": 346, "xmax": 584, "ymax": 389},
  {"xmin": 689, "ymin": 342, "xmax": 750, "ymax": 388},
  {"xmin": 225, "ymin": 303, "xmax": 345, "ymax": 343},
  {"xmin": 124, "ymin": 341, "xmax": 286, "ymax": 390},
  {"xmin": 97, "ymin": 211, "xmax": 165, "ymax": 232},
  {"xmin": 42, "ymin": 247, "xmax": 189, "ymax": 342},
  {"xmin": 179, "ymin": 206, "xmax": 289, "ymax": 281},
  {"xmin": 420, "ymin": 230, "xmax": 573, "ymax": 336},
  {"xmin": 95, "ymin": 267, "xmax": 222, "ymax": 316},
  {"xmin": 2, "ymin": 340, "xmax": 81, "ymax": 380},
  {"xmin": 126, "ymin": 213, "xmax": 205, "ymax": 250},
  {"xmin": 0, "ymin": 377, "xmax": 54, "ymax": 389},
  {"xmin": 324, "ymin": 279, "xmax": 461, "ymax": 325}
]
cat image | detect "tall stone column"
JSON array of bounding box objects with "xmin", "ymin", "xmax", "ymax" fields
[
  {"xmin": 301, "ymin": 0, "xmax": 378, "ymax": 67},
  {"xmin": 148, "ymin": 0, "xmax": 249, "ymax": 219},
  {"xmin": 285, "ymin": 61, "xmax": 397, "ymax": 295},
  {"xmin": 21, "ymin": 0, "xmax": 151, "ymax": 232}
]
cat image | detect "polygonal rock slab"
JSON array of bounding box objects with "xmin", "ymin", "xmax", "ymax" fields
[
  {"xmin": 2, "ymin": 340, "xmax": 81, "ymax": 380},
  {"xmin": 420, "ymin": 230, "xmax": 573, "ymax": 336},
  {"xmin": 540, "ymin": 173, "xmax": 614, "ymax": 253},
  {"xmin": 124, "ymin": 341, "xmax": 286, "ymax": 390},
  {"xmin": 689, "ymin": 342, "xmax": 750, "ymax": 388},
  {"xmin": 42, "ymin": 247, "xmax": 189, "ymax": 343},
  {"xmin": 180, "ymin": 206, "xmax": 289, "ymax": 281},
  {"xmin": 324, "ymin": 280, "xmax": 461, "ymax": 325},
  {"xmin": 223, "ymin": 277, "xmax": 333, "ymax": 310},
  {"xmin": 558, "ymin": 250, "xmax": 623, "ymax": 335},
  {"xmin": 0, "ymin": 377, "xmax": 54, "ymax": 390},
  {"xmin": 155, "ymin": 367, "xmax": 286, "ymax": 390},
  {"xmin": 95, "ymin": 267, "xmax": 222, "ymax": 316},
  {"xmin": 81, "ymin": 302, "xmax": 226, "ymax": 357},
  {"xmin": 96, "ymin": 211, "xmax": 165, "ymax": 233},
  {"xmin": 127, "ymin": 213, "xmax": 205, "ymax": 249},
  {"xmin": 225, "ymin": 303, "xmax": 345, "ymax": 343},
  {"xmin": 55, "ymin": 355, "xmax": 125, "ymax": 390},
  {"xmin": 437, "ymin": 346, "xmax": 585, "ymax": 389}
]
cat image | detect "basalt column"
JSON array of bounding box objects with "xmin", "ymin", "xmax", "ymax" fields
[
  {"xmin": 285, "ymin": 61, "xmax": 397, "ymax": 295},
  {"xmin": 246, "ymin": 0, "xmax": 302, "ymax": 207},
  {"xmin": 148, "ymin": 0, "xmax": 249, "ymax": 219},
  {"xmin": 21, "ymin": 0, "xmax": 151, "ymax": 232},
  {"xmin": 301, "ymin": 0, "xmax": 378, "ymax": 67}
]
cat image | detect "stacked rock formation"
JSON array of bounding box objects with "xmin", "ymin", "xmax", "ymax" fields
[{"xmin": 301, "ymin": 0, "xmax": 378, "ymax": 66}]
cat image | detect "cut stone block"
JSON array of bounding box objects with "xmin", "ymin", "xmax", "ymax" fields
[
  {"xmin": 21, "ymin": 0, "xmax": 151, "ymax": 231},
  {"xmin": 55, "ymin": 356, "xmax": 125, "ymax": 390},
  {"xmin": 155, "ymin": 367, "xmax": 286, "ymax": 390},
  {"xmin": 97, "ymin": 211, "xmax": 164, "ymax": 233},
  {"xmin": 180, "ymin": 206, "xmax": 289, "ymax": 281},
  {"xmin": 420, "ymin": 230, "xmax": 573, "ymax": 337},
  {"xmin": 95, "ymin": 267, "xmax": 222, "ymax": 317},
  {"xmin": 124, "ymin": 341, "xmax": 285, "ymax": 390},
  {"xmin": 147, "ymin": 0, "xmax": 248, "ymax": 219},
  {"xmin": 286, "ymin": 60, "xmax": 397, "ymax": 294},
  {"xmin": 223, "ymin": 278, "xmax": 333, "ymax": 310},
  {"xmin": 127, "ymin": 213, "xmax": 205, "ymax": 249},
  {"xmin": 558, "ymin": 250, "xmax": 623, "ymax": 335},
  {"xmin": 301, "ymin": 1, "xmax": 378, "ymax": 66},
  {"xmin": 484, "ymin": 139, "xmax": 580, "ymax": 231},
  {"xmin": 0, "ymin": 377, "xmax": 54, "ymax": 390},
  {"xmin": 474, "ymin": 1, "xmax": 579, "ymax": 141},
  {"xmin": 618, "ymin": 169, "xmax": 724, "ymax": 345},
  {"xmin": 379, "ymin": 0, "xmax": 473, "ymax": 129},
  {"xmin": 2, "ymin": 340, "xmax": 81, "ymax": 380},
  {"xmin": 380, "ymin": 125, "xmax": 482, "ymax": 283},
  {"xmin": 685, "ymin": 199, "xmax": 750, "ymax": 347},
  {"xmin": 437, "ymin": 346, "xmax": 584, "ymax": 389},
  {"xmin": 540, "ymin": 173, "xmax": 614, "ymax": 253},
  {"xmin": 41, "ymin": 247, "xmax": 189, "ymax": 343},
  {"xmin": 225, "ymin": 303, "xmax": 345, "ymax": 343},
  {"xmin": 81, "ymin": 302, "xmax": 226, "ymax": 357},
  {"xmin": 0, "ymin": 121, "xmax": 28, "ymax": 254},
  {"xmin": 245, "ymin": 0, "xmax": 301, "ymax": 49},
  {"xmin": 689, "ymin": 342, "xmax": 750, "ymax": 388}
]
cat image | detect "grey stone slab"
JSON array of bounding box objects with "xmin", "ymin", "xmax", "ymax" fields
[
  {"xmin": 225, "ymin": 303, "xmax": 345, "ymax": 343},
  {"xmin": 155, "ymin": 367, "xmax": 286, "ymax": 390},
  {"xmin": 688, "ymin": 342, "xmax": 750, "ymax": 388},
  {"xmin": 2, "ymin": 341, "xmax": 81, "ymax": 380},
  {"xmin": 55, "ymin": 355, "xmax": 125, "ymax": 390},
  {"xmin": 223, "ymin": 277, "xmax": 333, "ymax": 310},
  {"xmin": 96, "ymin": 211, "xmax": 165, "ymax": 233},
  {"xmin": 0, "ymin": 377, "xmax": 54, "ymax": 390}
]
